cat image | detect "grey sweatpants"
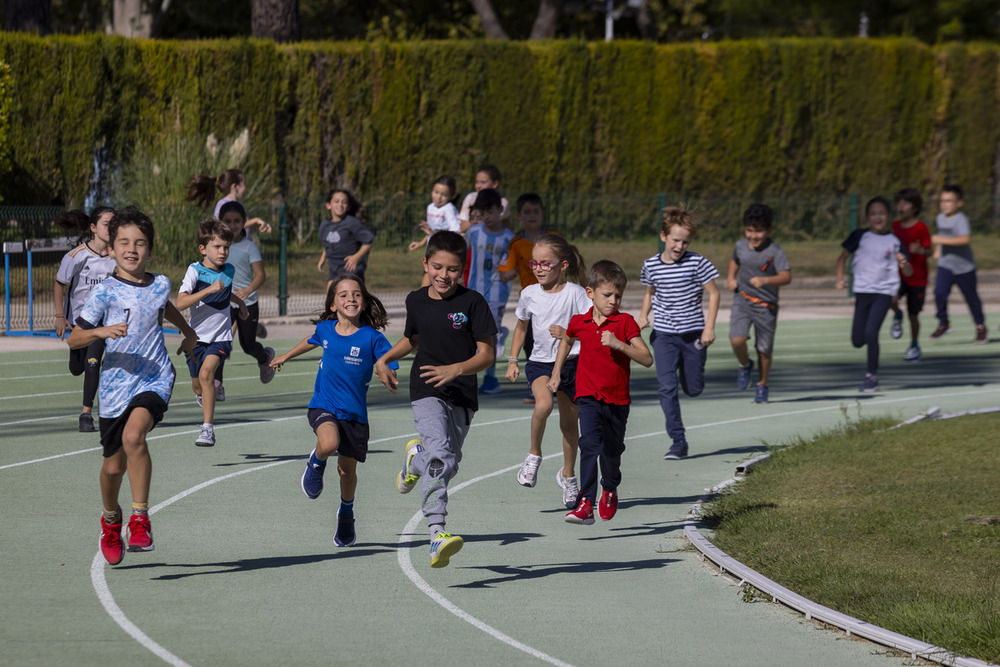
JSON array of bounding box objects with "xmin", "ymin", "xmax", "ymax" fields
[{"xmin": 411, "ymin": 397, "xmax": 474, "ymax": 530}]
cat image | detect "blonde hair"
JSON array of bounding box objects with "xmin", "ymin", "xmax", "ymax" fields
[
  {"xmin": 534, "ymin": 233, "xmax": 587, "ymax": 285},
  {"xmin": 660, "ymin": 206, "xmax": 696, "ymax": 237}
]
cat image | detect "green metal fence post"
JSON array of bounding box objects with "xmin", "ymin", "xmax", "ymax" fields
[{"xmin": 279, "ymin": 204, "xmax": 288, "ymax": 317}]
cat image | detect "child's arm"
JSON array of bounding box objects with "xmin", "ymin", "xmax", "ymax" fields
[
  {"xmin": 175, "ymin": 280, "xmax": 225, "ymax": 311},
  {"xmin": 931, "ymin": 232, "xmax": 970, "ymax": 246},
  {"xmin": 726, "ymin": 258, "xmax": 739, "ymax": 291},
  {"xmin": 749, "ymin": 269, "xmax": 791, "ymax": 289},
  {"xmin": 599, "ymin": 330, "xmax": 654, "ymax": 367},
  {"xmin": 271, "ymin": 337, "xmax": 319, "ymax": 371},
  {"xmin": 375, "ymin": 335, "xmax": 415, "ymax": 394},
  {"xmin": 505, "ymin": 319, "xmax": 529, "ymax": 382},
  {"xmin": 246, "ymin": 217, "xmax": 272, "ymax": 234},
  {"xmin": 230, "ymin": 292, "xmax": 250, "ymax": 321},
  {"xmin": 233, "ymin": 262, "xmax": 265, "ymax": 301},
  {"xmin": 638, "ymin": 285, "xmax": 655, "ymax": 329},
  {"xmin": 53, "ymin": 281, "xmax": 68, "ymax": 338},
  {"xmin": 408, "ymin": 235, "xmax": 429, "ymax": 252},
  {"xmin": 163, "ymin": 301, "xmax": 198, "ymax": 355},
  {"xmin": 345, "ymin": 243, "xmax": 373, "ymax": 273},
  {"xmin": 835, "ymin": 250, "xmax": 851, "ymax": 290},
  {"xmin": 701, "ymin": 279, "xmax": 720, "ymax": 347},
  {"xmin": 418, "ymin": 336, "xmax": 495, "ymax": 388},
  {"xmin": 67, "ymin": 321, "xmax": 128, "ymax": 350},
  {"xmin": 896, "ymin": 253, "xmax": 913, "ymax": 278},
  {"xmin": 500, "ymin": 268, "xmax": 518, "ymax": 283},
  {"xmin": 546, "ymin": 336, "xmax": 575, "ymax": 393}
]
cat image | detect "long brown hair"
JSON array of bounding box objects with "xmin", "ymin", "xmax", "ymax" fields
[
  {"xmin": 184, "ymin": 169, "xmax": 244, "ymax": 210},
  {"xmin": 313, "ymin": 273, "xmax": 389, "ymax": 331}
]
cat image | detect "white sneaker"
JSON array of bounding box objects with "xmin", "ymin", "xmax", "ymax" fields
[
  {"xmin": 516, "ymin": 453, "xmax": 541, "ymax": 487},
  {"xmin": 556, "ymin": 468, "xmax": 579, "ymax": 509},
  {"xmin": 195, "ymin": 424, "xmax": 215, "ymax": 447},
  {"xmin": 214, "ymin": 379, "xmax": 226, "ymax": 402}
]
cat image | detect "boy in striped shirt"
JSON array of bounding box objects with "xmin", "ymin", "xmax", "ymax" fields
[{"xmin": 639, "ymin": 207, "xmax": 720, "ymax": 460}]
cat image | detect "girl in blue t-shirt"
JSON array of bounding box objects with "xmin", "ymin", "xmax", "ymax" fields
[{"xmin": 270, "ymin": 274, "xmax": 396, "ymax": 547}]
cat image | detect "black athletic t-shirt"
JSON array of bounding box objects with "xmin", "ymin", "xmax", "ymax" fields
[{"xmin": 404, "ymin": 285, "xmax": 497, "ymax": 411}]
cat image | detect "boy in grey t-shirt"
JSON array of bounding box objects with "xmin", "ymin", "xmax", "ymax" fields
[
  {"xmin": 930, "ymin": 185, "xmax": 987, "ymax": 343},
  {"xmin": 726, "ymin": 204, "xmax": 791, "ymax": 403}
]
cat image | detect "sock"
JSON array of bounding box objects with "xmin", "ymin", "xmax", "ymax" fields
[
  {"xmin": 202, "ymin": 422, "xmax": 212, "ymax": 429},
  {"xmin": 309, "ymin": 450, "xmax": 326, "ymax": 468},
  {"xmin": 103, "ymin": 508, "xmax": 121, "ymax": 524},
  {"xmin": 429, "ymin": 524, "xmax": 445, "ymax": 539},
  {"xmin": 132, "ymin": 503, "xmax": 148, "ymax": 515},
  {"xmin": 340, "ymin": 499, "xmax": 354, "ymax": 517}
]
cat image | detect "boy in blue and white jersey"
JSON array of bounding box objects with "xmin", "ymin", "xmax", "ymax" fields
[
  {"xmin": 639, "ymin": 207, "xmax": 720, "ymax": 461},
  {"xmin": 176, "ymin": 218, "xmax": 249, "ymax": 447},
  {"xmin": 465, "ymin": 188, "xmax": 515, "ymax": 394},
  {"xmin": 68, "ymin": 206, "xmax": 197, "ymax": 565}
]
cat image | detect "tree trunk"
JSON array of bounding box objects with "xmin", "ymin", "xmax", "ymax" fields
[
  {"xmin": 111, "ymin": 0, "xmax": 152, "ymax": 37},
  {"xmin": 468, "ymin": 0, "xmax": 510, "ymax": 39},
  {"xmin": 4, "ymin": 0, "xmax": 51, "ymax": 34},
  {"xmin": 529, "ymin": 0, "xmax": 564, "ymax": 39},
  {"xmin": 250, "ymin": 0, "xmax": 301, "ymax": 43}
]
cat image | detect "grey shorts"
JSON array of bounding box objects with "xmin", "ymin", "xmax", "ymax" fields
[{"xmin": 729, "ymin": 293, "xmax": 778, "ymax": 354}]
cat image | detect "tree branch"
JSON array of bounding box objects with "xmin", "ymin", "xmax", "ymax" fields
[{"xmin": 468, "ymin": 0, "xmax": 510, "ymax": 39}]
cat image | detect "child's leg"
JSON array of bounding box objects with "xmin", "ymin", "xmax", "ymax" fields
[
  {"xmin": 850, "ymin": 296, "xmax": 873, "ymax": 349},
  {"xmin": 650, "ymin": 331, "xmax": 686, "ymax": 445},
  {"xmin": 953, "ymin": 270, "xmax": 985, "ymax": 326},
  {"xmin": 337, "ymin": 456, "xmax": 358, "ymax": 503},
  {"xmin": 528, "ymin": 376, "xmax": 555, "ymax": 456},
  {"xmin": 730, "ymin": 337, "xmax": 751, "ymax": 367},
  {"xmin": 598, "ymin": 404, "xmax": 629, "ymax": 492},
  {"xmin": 757, "ymin": 352, "xmax": 773, "ymax": 385},
  {"xmin": 556, "ymin": 391, "xmax": 579, "ymax": 478},
  {"xmin": 411, "ymin": 398, "xmax": 470, "ymax": 534},
  {"xmin": 121, "ymin": 407, "xmax": 156, "ymax": 505},
  {"xmin": 906, "ymin": 286, "xmax": 924, "ymax": 343},
  {"xmin": 233, "ymin": 303, "xmax": 268, "ymax": 363},
  {"xmin": 752, "ymin": 307, "xmax": 777, "ymax": 386},
  {"xmin": 677, "ymin": 332, "xmax": 707, "ymax": 398},
  {"xmin": 314, "ymin": 421, "xmax": 340, "ymax": 460},
  {"xmin": 81, "ymin": 339, "xmax": 105, "ymax": 413},
  {"xmin": 575, "ymin": 397, "xmax": 603, "ymax": 504},
  {"xmin": 863, "ymin": 294, "xmax": 892, "ymax": 374},
  {"xmin": 934, "ymin": 267, "xmax": 954, "ymax": 326},
  {"xmin": 198, "ymin": 354, "xmax": 222, "ymax": 423},
  {"xmin": 100, "ymin": 448, "xmax": 128, "ymax": 513}
]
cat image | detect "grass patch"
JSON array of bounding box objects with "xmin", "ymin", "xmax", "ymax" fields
[{"xmin": 700, "ymin": 413, "xmax": 1000, "ymax": 664}]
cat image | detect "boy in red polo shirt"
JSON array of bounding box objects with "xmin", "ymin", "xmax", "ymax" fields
[
  {"xmin": 549, "ymin": 260, "xmax": 653, "ymax": 525},
  {"xmin": 889, "ymin": 188, "xmax": 932, "ymax": 361}
]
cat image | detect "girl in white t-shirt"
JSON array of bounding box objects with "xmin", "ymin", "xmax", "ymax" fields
[
  {"xmin": 410, "ymin": 175, "xmax": 461, "ymax": 286},
  {"xmin": 505, "ymin": 234, "xmax": 591, "ymax": 508}
]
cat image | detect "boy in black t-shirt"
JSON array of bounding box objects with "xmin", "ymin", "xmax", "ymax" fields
[{"xmin": 376, "ymin": 231, "xmax": 497, "ymax": 568}]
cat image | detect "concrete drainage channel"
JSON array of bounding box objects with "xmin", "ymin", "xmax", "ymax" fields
[{"xmin": 684, "ymin": 407, "xmax": 996, "ymax": 667}]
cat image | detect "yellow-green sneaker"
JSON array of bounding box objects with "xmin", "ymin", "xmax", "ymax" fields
[
  {"xmin": 396, "ymin": 439, "xmax": 422, "ymax": 494},
  {"xmin": 430, "ymin": 532, "xmax": 463, "ymax": 568}
]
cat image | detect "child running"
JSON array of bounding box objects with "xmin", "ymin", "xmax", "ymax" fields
[
  {"xmin": 505, "ymin": 233, "xmax": 590, "ymax": 508},
  {"xmin": 458, "ymin": 164, "xmax": 510, "ymax": 232},
  {"xmin": 176, "ymin": 218, "xmax": 249, "ymax": 447},
  {"xmin": 836, "ymin": 196, "xmax": 912, "ymax": 392},
  {"xmin": 410, "ymin": 175, "xmax": 461, "ymax": 253},
  {"xmin": 54, "ymin": 206, "xmax": 117, "ymax": 432},
  {"xmin": 726, "ymin": 203, "xmax": 791, "ymax": 403},
  {"xmin": 318, "ymin": 189, "xmax": 375, "ymax": 288},
  {"xmin": 639, "ymin": 207, "xmax": 720, "ymax": 460},
  {"xmin": 930, "ymin": 184, "xmax": 987, "ymax": 343},
  {"xmin": 270, "ymin": 274, "xmax": 397, "ymax": 547},
  {"xmin": 551, "ymin": 260, "xmax": 653, "ymax": 524},
  {"xmin": 375, "ymin": 231, "xmax": 497, "ymax": 568},
  {"xmin": 888, "ymin": 188, "xmax": 931, "ymax": 361},
  {"xmin": 67, "ymin": 206, "xmax": 197, "ymax": 565}
]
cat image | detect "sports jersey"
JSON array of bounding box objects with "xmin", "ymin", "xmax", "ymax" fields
[
  {"xmin": 497, "ymin": 229, "xmax": 559, "ymax": 289},
  {"xmin": 180, "ymin": 262, "xmax": 236, "ymax": 343},
  {"xmin": 227, "ymin": 232, "xmax": 263, "ymax": 306},
  {"xmin": 640, "ymin": 252, "xmax": 719, "ymax": 334},
  {"xmin": 77, "ymin": 273, "xmax": 176, "ymax": 418},
  {"xmin": 307, "ymin": 320, "xmax": 397, "ymax": 423},
  {"xmin": 567, "ymin": 309, "xmax": 641, "ymax": 405},
  {"xmin": 892, "ymin": 219, "xmax": 930, "ymax": 287},
  {"xmin": 514, "ymin": 282, "xmax": 591, "ymax": 362},
  {"xmin": 841, "ymin": 229, "xmax": 904, "ymax": 296},
  {"xmin": 426, "ymin": 202, "xmax": 461, "ymax": 233},
  {"xmin": 732, "ymin": 238, "xmax": 790, "ymax": 304},
  {"xmin": 55, "ymin": 242, "xmax": 116, "ymax": 322},
  {"xmin": 465, "ymin": 223, "xmax": 514, "ymax": 306}
]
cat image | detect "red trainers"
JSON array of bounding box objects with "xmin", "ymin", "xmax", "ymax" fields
[
  {"xmin": 100, "ymin": 510, "xmax": 124, "ymax": 565},
  {"xmin": 565, "ymin": 497, "xmax": 595, "ymax": 525},
  {"xmin": 127, "ymin": 513, "xmax": 154, "ymax": 552},
  {"xmin": 598, "ymin": 489, "xmax": 618, "ymax": 520}
]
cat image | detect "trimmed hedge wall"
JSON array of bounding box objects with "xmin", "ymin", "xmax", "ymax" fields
[{"xmin": 2, "ymin": 35, "xmax": 999, "ymax": 208}]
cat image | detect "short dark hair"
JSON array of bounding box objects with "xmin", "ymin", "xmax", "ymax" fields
[
  {"xmin": 218, "ymin": 200, "xmax": 247, "ymax": 221},
  {"xmin": 434, "ymin": 175, "xmax": 457, "ymax": 199},
  {"xmin": 942, "ymin": 184, "xmax": 964, "ymax": 200},
  {"xmin": 197, "ymin": 217, "xmax": 235, "ymax": 247},
  {"xmin": 109, "ymin": 206, "xmax": 155, "ymax": 253},
  {"xmin": 471, "ymin": 188, "xmax": 503, "ymax": 212},
  {"xmin": 324, "ymin": 189, "xmax": 361, "ymax": 218},
  {"xmin": 893, "ymin": 188, "xmax": 923, "ymax": 215},
  {"xmin": 742, "ymin": 203, "xmax": 773, "ymax": 229},
  {"xmin": 516, "ymin": 192, "xmax": 544, "ymax": 213},
  {"xmin": 425, "ymin": 230, "xmax": 467, "ymax": 266},
  {"xmin": 865, "ymin": 196, "xmax": 892, "ymax": 217},
  {"xmin": 588, "ymin": 259, "xmax": 627, "ymax": 291},
  {"xmin": 478, "ymin": 164, "xmax": 502, "ymax": 184}
]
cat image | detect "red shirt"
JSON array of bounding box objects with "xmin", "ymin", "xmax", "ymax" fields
[
  {"xmin": 567, "ymin": 309, "xmax": 641, "ymax": 405},
  {"xmin": 892, "ymin": 219, "xmax": 930, "ymax": 287}
]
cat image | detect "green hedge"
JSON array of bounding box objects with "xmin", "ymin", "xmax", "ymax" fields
[{"xmin": 2, "ymin": 35, "xmax": 999, "ymax": 213}]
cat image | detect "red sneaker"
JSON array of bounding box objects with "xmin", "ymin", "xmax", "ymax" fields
[
  {"xmin": 564, "ymin": 497, "xmax": 595, "ymax": 525},
  {"xmin": 100, "ymin": 510, "xmax": 124, "ymax": 565},
  {"xmin": 598, "ymin": 489, "xmax": 618, "ymax": 520},
  {"xmin": 127, "ymin": 513, "xmax": 154, "ymax": 552}
]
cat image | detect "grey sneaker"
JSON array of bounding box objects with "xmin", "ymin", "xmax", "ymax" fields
[
  {"xmin": 259, "ymin": 347, "xmax": 276, "ymax": 384},
  {"xmin": 556, "ymin": 468, "xmax": 579, "ymax": 509},
  {"xmin": 516, "ymin": 453, "xmax": 541, "ymax": 487},
  {"xmin": 890, "ymin": 312, "xmax": 903, "ymax": 339},
  {"xmin": 737, "ymin": 360, "xmax": 754, "ymax": 390},
  {"xmin": 904, "ymin": 343, "xmax": 921, "ymax": 362},
  {"xmin": 859, "ymin": 374, "xmax": 879, "ymax": 393},
  {"xmin": 195, "ymin": 424, "xmax": 215, "ymax": 447}
]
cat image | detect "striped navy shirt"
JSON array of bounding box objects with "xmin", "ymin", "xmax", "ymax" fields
[{"xmin": 640, "ymin": 252, "xmax": 719, "ymax": 334}]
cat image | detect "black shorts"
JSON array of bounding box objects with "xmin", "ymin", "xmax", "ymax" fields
[
  {"xmin": 184, "ymin": 340, "xmax": 232, "ymax": 377},
  {"xmin": 896, "ymin": 283, "xmax": 926, "ymax": 315},
  {"xmin": 99, "ymin": 392, "xmax": 168, "ymax": 458},
  {"xmin": 307, "ymin": 408, "xmax": 370, "ymax": 462},
  {"xmin": 525, "ymin": 357, "xmax": 578, "ymax": 401}
]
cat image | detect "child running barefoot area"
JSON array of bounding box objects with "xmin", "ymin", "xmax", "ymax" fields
[{"xmin": 270, "ymin": 274, "xmax": 397, "ymax": 548}]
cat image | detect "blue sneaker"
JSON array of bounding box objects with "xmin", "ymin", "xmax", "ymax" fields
[
  {"xmin": 664, "ymin": 443, "xmax": 688, "ymax": 460},
  {"xmin": 333, "ymin": 508, "xmax": 356, "ymax": 547},
  {"xmin": 737, "ymin": 360, "xmax": 754, "ymax": 390},
  {"xmin": 301, "ymin": 450, "xmax": 326, "ymax": 499},
  {"xmin": 479, "ymin": 375, "xmax": 502, "ymax": 394},
  {"xmin": 754, "ymin": 384, "xmax": 768, "ymax": 403},
  {"xmin": 397, "ymin": 439, "xmax": 422, "ymax": 494},
  {"xmin": 430, "ymin": 532, "xmax": 463, "ymax": 568},
  {"xmin": 904, "ymin": 343, "xmax": 921, "ymax": 362}
]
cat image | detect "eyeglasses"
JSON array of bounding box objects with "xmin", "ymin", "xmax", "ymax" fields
[{"xmin": 528, "ymin": 260, "xmax": 557, "ymax": 270}]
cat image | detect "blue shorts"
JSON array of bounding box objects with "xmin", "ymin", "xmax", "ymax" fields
[
  {"xmin": 185, "ymin": 341, "xmax": 232, "ymax": 378},
  {"xmin": 525, "ymin": 357, "xmax": 578, "ymax": 401},
  {"xmin": 307, "ymin": 408, "xmax": 370, "ymax": 462}
]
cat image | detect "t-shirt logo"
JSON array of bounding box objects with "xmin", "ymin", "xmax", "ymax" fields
[
  {"xmin": 326, "ymin": 231, "xmax": 341, "ymax": 244},
  {"xmin": 350, "ymin": 346, "xmax": 360, "ymax": 357},
  {"xmin": 448, "ymin": 312, "xmax": 468, "ymax": 329}
]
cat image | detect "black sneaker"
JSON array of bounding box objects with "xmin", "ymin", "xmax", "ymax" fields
[
  {"xmin": 664, "ymin": 443, "xmax": 688, "ymax": 460},
  {"xmin": 79, "ymin": 413, "xmax": 95, "ymax": 433},
  {"xmin": 333, "ymin": 508, "xmax": 356, "ymax": 547}
]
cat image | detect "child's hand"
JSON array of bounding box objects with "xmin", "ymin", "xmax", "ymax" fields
[
  {"xmin": 418, "ymin": 220, "xmax": 432, "ymax": 235},
  {"xmin": 419, "ymin": 363, "xmax": 460, "ymax": 388},
  {"xmin": 637, "ymin": 314, "xmax": 649, "ymax": 329},
  {"xmin": 208, "ymin": 279, "xmax": 225, "ymax": 294},
  {"xmin": 233, "ymin": 287, "xmax": 251, "ymax": 300},
  {"xmin": 55, "ymin": 316, "xmax": 68, "ymax": 338},
  {"xmin": 248, "ymin": 217, "xmax": 272, "ymax": 234},
  {"xmin": 408, "ymin": 240, "xmax": 422, "ymax": 252},
  {"xmin": 238, "ymin": 305, "xmax": 249, "ymax": 320},
  {"xmin": 344, "ymin": 255, "xmax": 358, "ymax": 272},
  {"xmin": 836, "ymin": 278, "xmax": 848, "ymax": 290},
  {"xmin": 908, "ymin": 241, "xmax": 922, "ymax": 255},
  {"xmin": 726, "ymin": 277, "xmax": 738, "ymax": 291},
  {"xmin": 270, "ymin": 354, "xmax": 287, "ymax": 372},
  {"xmin": 749, "ymin": 276, "xmax": 766, "ymax": 288},
  {"xmin": 600, "ymin": 330, "xmax": 621, "ymax": 350},
  {"xmin": 375, "ymin": 362, "xmax": 399, "ymax": 393},
  {"xmin": 548, "ymin": 325, "xmax": 566, "ymax": 340},
  {"xmin": 545, "ymin": 376, "xmax": 559, "ymax": 394},
  {"xmin": 102, "ymin": 322, "xmax": 129, "ymax": 340},
  {"xmin": 177, "ymin": 333, "xmax": 197, "ymax": 356},
  {"xmin": 505, "ymin": 361, "xmax": 519, "ymax": 383},
  {"xmin": 317, "ymin": 256, "xmax": 326, "ymax": 272},
  {"xmin": 700, "ymin": 328, "xmax": 716, "ymax": 347}
]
